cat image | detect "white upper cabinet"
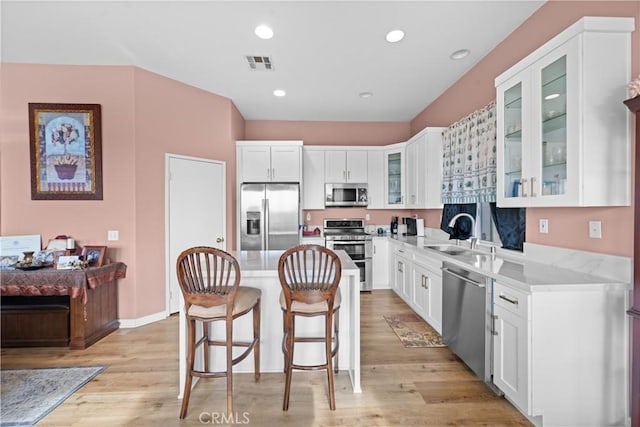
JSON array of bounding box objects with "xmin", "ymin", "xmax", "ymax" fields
[
  {"xmin": 237, "ymin": 141, "xmax": 302, "ymax": 183},
  {"xmin": 405, "ymin": 127, "xmax": 445, "ymax": 209},
  {"xmin": 367, "ymin": 149, "xmax": 385, "ymax": 209},
  {"xmin": 385, "ymin": 144, "xmax": 406, "ymax": 208},
  {"xmin": 324, "ymin": 150, "xmax": 368, "ymax": 183},
  {"xmin": 496, "ymin": 17, "xmax": 633, "ymax": 207},
  {"xmin": 302, "ymin": 148, "xmax": 325, "ymax": 209}
]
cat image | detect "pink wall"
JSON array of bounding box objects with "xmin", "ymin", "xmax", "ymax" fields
[
  {"xmin": 0, "ymin": 64, "xmax": 138, "ymax": 316},
  {"xmin": 132, "ymin": 69, "xmax": 239, "ymax": 317},
  {"xmin": 411, "ymin": 1, "xmax": 640, "ymax": 257},
  {"xmin": 0, "ymin": 64, "xmax": 240, "ymax": 319},
  {"xmin": 246, "ymin": 120, "xmax": 410, "ymax": 145}
]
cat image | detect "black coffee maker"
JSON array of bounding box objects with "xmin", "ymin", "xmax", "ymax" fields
[{"xmin": 390, "ymin": 216, "xmax": 399, "ymax": 234}]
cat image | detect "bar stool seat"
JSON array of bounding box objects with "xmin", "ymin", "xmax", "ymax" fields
[
  {"xmin": 278, "ymin": 289, "xmax": 341, "ymax": 313},
  {"xmin": 190, "ymin": 287, "xmax": 261, "ymax": 318}
]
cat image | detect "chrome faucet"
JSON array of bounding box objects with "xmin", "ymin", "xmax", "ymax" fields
[{"xmin": 448, "ymin": 213, "xmax": 478, "ymax": 249}]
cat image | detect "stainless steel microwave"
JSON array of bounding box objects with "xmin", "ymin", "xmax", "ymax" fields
[{"xmin": 325, "ymin": 183, "xmax": 368, "ymax": 207}]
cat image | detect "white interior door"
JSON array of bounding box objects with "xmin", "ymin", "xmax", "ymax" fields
[{"xmin": 166, "ymin": 154, "xmax": 225, "ymax": 314}]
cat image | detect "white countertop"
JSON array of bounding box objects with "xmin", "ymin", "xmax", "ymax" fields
[
  {"xmin": 387, "ymin": 235, "xmax": 630, "ymax": 292},
  {"xmin": 230, "ymin": 249, "xmax": 359, "ymax": 278}
]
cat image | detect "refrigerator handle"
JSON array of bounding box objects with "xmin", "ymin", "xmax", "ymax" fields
[{"xmin": 263, "ymin": 198, "xmax": 269, "ymax": 250}]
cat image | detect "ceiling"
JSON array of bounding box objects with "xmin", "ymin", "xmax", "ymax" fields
[{"xmin": 1, "ymin": 1, "xmax": 544, "ymax": 122}]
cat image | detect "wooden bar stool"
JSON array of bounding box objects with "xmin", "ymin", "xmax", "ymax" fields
[
  {"xmin": 278, "ymin": 244, "xmax": 341, "ymax": 410},
  {"xmin": 176, "ymin": 246, "xmax": 261, "ymax": 419}
]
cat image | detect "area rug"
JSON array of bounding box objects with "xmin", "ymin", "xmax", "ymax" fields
[
  {"xmin": 0, "ymin": 365, "xmax": 106, "ymax": 426},
  {"xmin": 383, "ymin": 313, "xmax": 446, "ymax": 348}
]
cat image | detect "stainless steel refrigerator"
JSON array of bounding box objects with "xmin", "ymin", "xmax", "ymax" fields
[{"xmin": 240, "ymin": 183, "xmax": 300, "ymax": 251}]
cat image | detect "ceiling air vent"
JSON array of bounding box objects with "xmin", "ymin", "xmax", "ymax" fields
[{"xmin": 246, "ymin": 55, "xmax": 273, "ymax": 71}]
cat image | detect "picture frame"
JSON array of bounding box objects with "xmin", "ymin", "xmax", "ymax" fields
[
  {"xmin": 34, "ymin": 250, "xmax": 55, "ymax": 266},
  {"xmin": 56, "ymin": 255, "xmax": 80, "ymax": 270},
  {"xmin": 28, "ymin": 103, "xmax": 103, "ymax": 200},
  {"xmin": 52, "ymin": 250, "xmax": 70, "ymax": 269},
  {"xmin": 82, "ymin": 245, "xmax": 106, "ymax": 267}
]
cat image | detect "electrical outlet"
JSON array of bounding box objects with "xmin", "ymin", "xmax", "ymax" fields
[
  {"xmin": 306, "ymin": 212, "xmax": 311, "ymax": 222},
  {"xmin": 589, "ymin": 221, "xmax": 602, "ymax": 239},
  {"xmin": 539, "ymin": 219, "xmax": 549, "ymax": 234},
  {"xmin": 108, "ymin": 230, "xmax": 119, "ymax": 241},
  {"xmin": 365, "ymin": 213, "xmax": 370, "ymax": 221}
]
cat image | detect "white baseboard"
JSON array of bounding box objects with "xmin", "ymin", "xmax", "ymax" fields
[{"xmin": 119, "ymin": 310, "xmax": 167, "ymax": 328}]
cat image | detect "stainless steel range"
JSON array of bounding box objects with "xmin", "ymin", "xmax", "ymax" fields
[{"xmin": 323, "ymin": 218, "xmax": 372, "ymax": 291}]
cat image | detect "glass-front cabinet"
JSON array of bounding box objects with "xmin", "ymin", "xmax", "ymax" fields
[
  {"xmin": 496, "ymin": 17, "xmax": 632, "ymax": 207},
  {"xmin": 538, "ymin": 55, "xmax": 568, "ymax": 198},
  {"xmin": 500, "ymin": 79, "xmax": 526, "ymax": 201},
  {"xmin": 384, "ymin": 145, "xmax": 405, "ymax": 207}
]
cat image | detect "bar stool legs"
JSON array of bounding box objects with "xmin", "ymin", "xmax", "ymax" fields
[
  {"xmin": 281, "ymin": 308, "xmax": 338, "ymax": 411},
  {"xmin": 179, "ymin": 300, "xmax": 261, "ymax": 420}
]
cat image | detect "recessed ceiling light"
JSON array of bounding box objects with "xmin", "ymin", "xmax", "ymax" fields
[
  {"xmin": 545, "ymin": 93, "xmax": 560, "ymax": 100},
  {"xmin": 359, "ymin": 92, "xmax": 373, "ymax": 99},
  {"xmin": 385, "ymin": 30, "xmax": 405, "ymax": 43},
  {"xmin": 255, "ymin": 25, "xmax": 274, "ymax": 40},
  {"xmin": 450, "ymin": 49, "xmax": 470, "ymax": 60},
  {"xmin": 273, "ymin": 89, "xmax": 286, "ymax": 97}
]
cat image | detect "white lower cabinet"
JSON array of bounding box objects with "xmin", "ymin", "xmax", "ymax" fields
[
  {"xmin": 392, "ymin": 246, "xmax": 411, "ymax": 302},
  {"xmin": 410, "ymin": 263, "xmax": 428, "ymax": 316},
  {"xmin": 389, "ymin": 242, "xmax": 442, "ymax": 333},
  {"xmin": 492, "ymin": 288, "xmax": 530, "ymax": 414},
  {"xmin": 413, "ymin": 255, "xmax": 442, "ymax": 334},
  {"xmin": 372, "ymin": 237, "xmax": 389, "ymax": 289},
  {"xmin": 492, "ymin": 280, "xmax": 629, "ymax": 426}
]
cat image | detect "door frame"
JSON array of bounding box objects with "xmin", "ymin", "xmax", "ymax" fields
[{"xmin": 164, "ymin": 153, "xmax": 226, "ymax": 316}]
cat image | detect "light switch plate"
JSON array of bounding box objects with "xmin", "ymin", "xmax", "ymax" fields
[
  {"xmin": 589, "ymin": 221, "xmax": 602, "ymax": 239},
  {"xmin": 108, "ymin": 230, "xmax": 119, "ymax": 241},
  {"xmin": 539, "ymin": 219, "xmax": 549, "ymax": 234}
]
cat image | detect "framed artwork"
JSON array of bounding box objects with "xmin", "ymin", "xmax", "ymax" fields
[
  {"xmin": 28, "ymin": 103, "xmax": 103, "ymax": 200},
  {"xmin": 82, "ymin": 245, "xmax": 106, "ymax": 267}
]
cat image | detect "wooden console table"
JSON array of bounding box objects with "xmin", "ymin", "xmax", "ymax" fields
[{"xmin": 1, "ymin": 262, "xmax": 126, "ymax": 349}]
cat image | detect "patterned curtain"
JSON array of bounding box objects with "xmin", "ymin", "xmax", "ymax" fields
[{"xmin": 441, "ymin": 103, "xmax": 497, "ymax": 204}]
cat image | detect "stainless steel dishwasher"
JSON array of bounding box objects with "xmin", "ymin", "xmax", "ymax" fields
[{"xmin": 441, "ymin": 262, "xmax": 493, "ymax": 383}]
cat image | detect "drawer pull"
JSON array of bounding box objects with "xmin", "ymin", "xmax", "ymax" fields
[{"xmin": 499, "ymin": 294, "xmax": 519, "ymax": 305}]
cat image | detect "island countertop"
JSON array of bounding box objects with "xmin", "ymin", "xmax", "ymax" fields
[{"xmin": 230, "ymin": 249, "xmax": 359, "ymax": 277}]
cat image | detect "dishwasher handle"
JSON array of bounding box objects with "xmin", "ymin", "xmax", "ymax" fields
[{"xmin": 441, "ymin": 267, "xmax": 486, "ymax": 288}]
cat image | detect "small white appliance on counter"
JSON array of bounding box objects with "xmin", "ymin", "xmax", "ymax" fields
[{"xmin": 416, "ymin": 219, "xmax": 425, "ymax": 236}]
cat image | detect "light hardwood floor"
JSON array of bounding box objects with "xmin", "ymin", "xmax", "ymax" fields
[{"xmin": 1, "ymin": 290, "xmax": 531, "ymax": 426}]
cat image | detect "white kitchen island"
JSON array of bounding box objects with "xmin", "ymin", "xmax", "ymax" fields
[{"xmin": 178, "ymin": 249, "xmax": 361, "ymax": 397}]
